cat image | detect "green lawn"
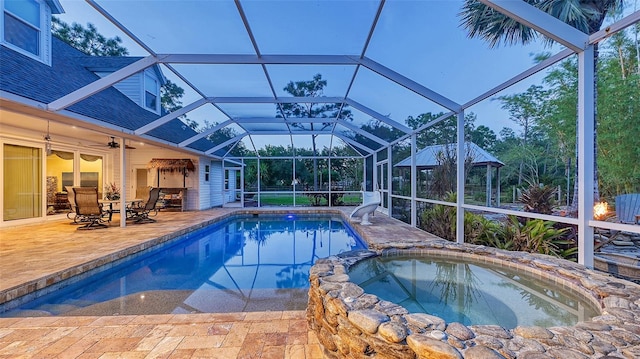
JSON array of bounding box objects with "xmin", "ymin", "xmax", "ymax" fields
[{"xmin": 258, "ymin": 193, "xmax": 361, "ymax": 206}]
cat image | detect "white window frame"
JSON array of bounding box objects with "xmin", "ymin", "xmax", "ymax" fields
[
  {"xmin": 143, "ymin": 70, "xmax": 160, "ymax": 114},
  {"xmin": 0, "ymin": 0, "xmax": 52, "ymax": 65}
]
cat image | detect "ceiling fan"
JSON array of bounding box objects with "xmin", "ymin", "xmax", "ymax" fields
[{"xmin": 90, "ymin": 136, "xmax": 136, "ymax": 149}]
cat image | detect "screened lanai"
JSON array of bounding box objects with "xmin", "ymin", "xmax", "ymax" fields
[{"xmin": 2, "ymin": 0, "xmax": 640, "ymax": 269}]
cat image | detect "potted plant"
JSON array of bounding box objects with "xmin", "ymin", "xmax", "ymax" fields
[{"xmin": 104, "ymin": 182, "xmax": 120, "ymax": 200}]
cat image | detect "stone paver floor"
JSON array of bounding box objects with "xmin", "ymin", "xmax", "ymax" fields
[{"xmin": 0, "ymin": 208, "xmax": 333, "ymax": 358}]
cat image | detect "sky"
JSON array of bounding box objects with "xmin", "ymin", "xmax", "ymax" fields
[{"xmin": 52, "ymin": 0, "xmax": 637, "ymax": 152}]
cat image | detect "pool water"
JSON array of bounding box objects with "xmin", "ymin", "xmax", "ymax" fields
[
  {"xmin": 2, "ymin": 214, "xmax": 365, "ymax": 317},
  {"xmin": 349, "ymin": 255, "xmax": 600, "ymax": 329}
]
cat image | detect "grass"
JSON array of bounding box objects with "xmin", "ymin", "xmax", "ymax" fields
[{"xmin": 258, "ymin": 193, "xmax": 362, "ymax": 206}]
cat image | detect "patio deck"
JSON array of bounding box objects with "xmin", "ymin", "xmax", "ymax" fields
[{"xmin": 0, "ymin": 207, "xmax": 428, "ymax": 358}]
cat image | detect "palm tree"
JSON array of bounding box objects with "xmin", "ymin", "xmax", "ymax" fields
[{"xmin": 459, "ymin": 0, "xmax": 623, "ymax": 210}]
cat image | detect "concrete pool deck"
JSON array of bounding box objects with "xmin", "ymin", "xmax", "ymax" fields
[{"xmin": 1, "ymin": 207, "xmax": 639, "ymax": 358}]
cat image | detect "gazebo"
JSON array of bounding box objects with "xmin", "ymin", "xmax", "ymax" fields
[{"xmin": 395, "ymin": 142, "xmax": 504, "ymax": 207}]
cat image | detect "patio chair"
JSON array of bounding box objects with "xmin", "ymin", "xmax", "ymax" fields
[
  {"xmin": 65, "ymin": 186, "xmax": 89, "ymax": 224},
  {"xmin": 73, "ymin": 187, "xmax": 109, "ymax": 230},
  {"xmin": 128, "ymin": 187, "xmax": 161, "ymax": 224},
  {"xmin": 615, "ymin": 194, "xmax": 640, "ymax": 224}
]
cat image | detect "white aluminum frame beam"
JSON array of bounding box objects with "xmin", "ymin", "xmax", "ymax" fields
[
  {"xmin": 336, "ymin": 119, "xmax": 388, "ymax": 146},
  {"xmin": 134, "ymin": 98, "xmax": 209, "ymax": 135},
  {"xmin": 210, "ymin": 96, "xmax": 345, "ymax": 104},
  {"xmin": 86, "ymin": 0, "xmax": 157, "ymax": 56},
  {"xmin": 47, "ymin": 56, "xmax": 158, "ymax": 111},
  {"xmin": 158, "ymin": 54, "xmax": 360, "ymax": 65},
  {"xmin": 462, "ymin": 48, "xmax": 574, "ymax": 109},
  {"xmin": 286, "ymin": 118, "xmax": 337, "ymax": 124},
  {"xmin": 206, "ymin": 134, "xmax": 248, "ymax": 155},
  {"xmin": 227, "ymin": 155, "xmax": 362, "ymax": 160},
  {"xmin": 333, "ymin": 133, "xmax": 374, "ymax": 155},
  {"xmin": 179, "ymin": 119, "xmax": 235, "ymax": 147},
  {"xmin": 589, "ymin": 10, "xmax": 640, "ymax": 44},
  {"xmin": 456, "ymin": 111, "xmax": 465, "ymax": 245},
  {"xmin": 358, "ymin": 57, "xmax": 462, "ymax": 112},
  {"xmin": 412, "ymin": 112, "xmax": 456, "ymax": 135},
  {"xmin": 345, "ymin": 99, "xmax": 412, "ymax": 133},
  {"xmin": 577, "ymin": 45, "xmax": 595, "ymax": 267},
  {"xmin": 232, "ymin": 117, "xmax": 338, "ymax": 124},
  {"xmin": 248, "ymin": 130, "xmax": 334, "ymax": 136},
  {"xmin": 233, "ymin": 117, "xmax": 338, "ymax": 124},
  {"xmin": 479, "ymin": 0, "xmax": 588, "ymax": 52}
]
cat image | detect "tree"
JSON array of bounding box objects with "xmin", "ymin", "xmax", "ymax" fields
[
  {"xmin": 496, "ymin": 85, "xmax": 549, "ymax": 185},
  {"xmin": 460, "ymin": 0, "xmax": 623, "ymax": 208},
  {"xmin": 279, "ymin": 74, "xmax": 353, "ymax": 190},
  {"xmin": 594, "ymin": 29, "xmax": 640, "ymax": 196},
  {"xmin": 406, "ymin": 112, "xmax": 497, "ymax": 151},
  {"xmin": 52, "ymin": 17, "xmax": 128, "ymax": 56}
]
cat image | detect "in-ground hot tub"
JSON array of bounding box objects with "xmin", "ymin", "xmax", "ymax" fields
[
  {"xmin": 348, "ymin": 254, "xmax": 600, "ymax": 329},
  {"xmin": 307, "ymin": 247, "xmax": 640, "ymax": 358}
]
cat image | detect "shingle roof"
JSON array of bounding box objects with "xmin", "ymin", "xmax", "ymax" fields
[
  {"xmin": 395, "ymin": 142, "xmax": 504, "ymax": 169},
  {"xmin": 0, "ymin": 37, "xmax": 210, "ymax": 152}
]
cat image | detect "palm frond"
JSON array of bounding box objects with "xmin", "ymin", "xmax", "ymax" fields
[{"xmin": 459, "ymin": 0, "xmax": 622, "ymax": 47}]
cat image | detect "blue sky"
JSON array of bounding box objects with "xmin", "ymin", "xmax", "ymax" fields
[{"xmin": 55, "ymin": 0, "xmax": 610, "ymax": 151}]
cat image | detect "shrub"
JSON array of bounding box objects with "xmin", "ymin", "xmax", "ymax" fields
[
  {"xmin": 419, "ymin": 193, "xmax": 576, "ymax": 260},
  {"xmin": 503, "ymin": 216, "xmax": 573, "ymax": 258},
  {"xmin": 520, "ymin": 184, "xmax": 556, "ymax": 214}
]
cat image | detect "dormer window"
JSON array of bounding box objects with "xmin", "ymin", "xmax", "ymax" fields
[
  {"xmin": 144, "ymin": 73, "xmax": 159, "ymax": 112},
  {"xmin": 2, "ymin": 0, "xmax": 52, "ymax": 64}
]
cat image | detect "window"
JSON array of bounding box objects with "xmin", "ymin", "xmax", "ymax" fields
[
  {"xmin": 79, "ymin": 153, "xmax": 103, "ymax": 195},
  {"xmin": 205, "ymin": 164, "xmax": 210, "ymax": 182},
  {"xmin": 2, "ymin": 0, "xmax": 47, "ymax": 62},
  {"xmin": 144, "ymin": 73, "xmax": 158, "ymax": 111}
]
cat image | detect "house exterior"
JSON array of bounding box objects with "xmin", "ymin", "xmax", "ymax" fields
[{"xmin": 0, "ymin": 0, "xmax": 227, "ymax": 226}]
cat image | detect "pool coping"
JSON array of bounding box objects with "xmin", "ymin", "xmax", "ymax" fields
[{"xmin": 0, "ymin": 208, "xmax": 349, "ymax": 310}]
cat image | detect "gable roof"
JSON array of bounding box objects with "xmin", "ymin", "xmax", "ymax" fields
[
  {"xmin": 395, "ymin": 142, "xmax": 504, "ymax": 169},
  {"xmin": 0, "ymin": 37, "xmax": 210, "ymax": 153}
]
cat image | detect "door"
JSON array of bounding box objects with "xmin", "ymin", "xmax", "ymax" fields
[{"xmin": 376, "ymin": 160, "xmax": 389, "ymax": 212}]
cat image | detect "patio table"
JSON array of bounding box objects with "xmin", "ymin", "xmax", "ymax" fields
[{"xmin": 99, "ymin": 199, "xmax": 142, "ymax": 221}]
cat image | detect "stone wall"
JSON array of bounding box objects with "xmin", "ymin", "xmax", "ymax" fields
[{"xmin": 307, "ymin": 246, "xmax": 640, "ymax": 359}]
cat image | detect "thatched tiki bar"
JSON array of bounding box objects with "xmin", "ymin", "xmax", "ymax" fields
[{"xmin": 147, "ymin": 158, "xmax": 195, "ymax": 188}]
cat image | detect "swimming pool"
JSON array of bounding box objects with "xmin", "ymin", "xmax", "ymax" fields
[{"xmin": 1, "ymin": 214, "xmax": 366, "ymax": 317}]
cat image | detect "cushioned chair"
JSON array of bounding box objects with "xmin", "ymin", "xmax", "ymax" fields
[
  {"xmin": 73, "ymin": 187, "xmax": 109, "ymax": 230},
  {"xmin": 66, "ymin": 186, "xmax": 95, "ymax": 225},
  {"xmin": 128, "ymin": 187, "xmax": 161, "ymax": 224},
  {"xmin": 65, "ymin": 186, "xmax": 79, "ymax": 223}
]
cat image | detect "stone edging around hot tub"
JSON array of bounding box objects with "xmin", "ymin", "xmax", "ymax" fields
[{"xmin": 307, "ymin": 245, "xmax": 640, "ymax": 359}]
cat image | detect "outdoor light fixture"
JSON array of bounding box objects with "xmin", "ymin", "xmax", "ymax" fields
[{"xmin": 44, "ymin": 120, "xmax": 52, "ymax": 156}]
